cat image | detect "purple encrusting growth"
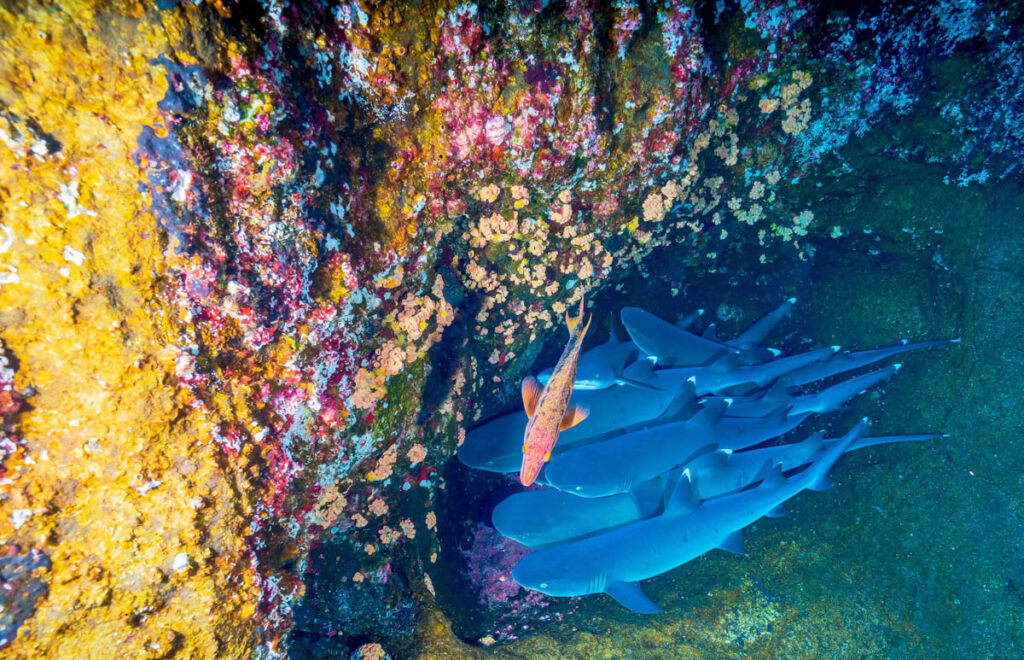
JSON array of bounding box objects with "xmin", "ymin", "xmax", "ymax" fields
[{"xmin": 460, "ymin": 523, "xmax": 562, "ymax": 642}]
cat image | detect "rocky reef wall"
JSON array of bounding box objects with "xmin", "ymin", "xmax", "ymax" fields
[{"xmin": 0, "ymin": 0, "xmax": 1019, "ymax": 657}]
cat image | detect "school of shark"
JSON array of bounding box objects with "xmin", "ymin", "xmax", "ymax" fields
[{"xmin": 457, "ymin": 299, "xmax": 958, "ymax": 614}]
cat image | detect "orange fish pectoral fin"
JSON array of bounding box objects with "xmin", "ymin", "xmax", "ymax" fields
[
  {"xmin": 559, "ymin": 403, "xmax": 590, "ymax": 431},
  {"xmin": 544, "ymin": 451, "xmax": 551, "ymax": 461},
  {"xmin": 521, "ymin": 376, "xmax": 542, "ymax": 418}
]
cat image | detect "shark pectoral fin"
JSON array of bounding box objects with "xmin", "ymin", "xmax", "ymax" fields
[
  {"xmin": 665, "ymin": 469, "xmax": 699, "ymax": 516},
  {"xmin": 766, "ymin": 504, "xmax": 789, "ymax": 518},
  {"xmin": 605, "ymin": 581, "xmax": 661, "ymax": 614},
  {"xmin": 560, "ymin": 404, "xmax": 590, "ymax": 430},
  {"xmin": 718, "ymin": 530, "xmax": 744, "ymax": 554},
  {"xmin": 522, "ymin": 376, "xmax": 542, "ymax": 418}
]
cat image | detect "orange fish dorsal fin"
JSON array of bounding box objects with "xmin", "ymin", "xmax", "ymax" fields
[
  {"xmin": 521, "ymin": 376, "xmax": 542, "ymax": 418},
  {"xmin": 559, "ymin": 403, "xmax": 590, "ymax": 431},
  {"xmin": 564, "ymin": 294, "xmax": 587, "ymax": 336}
]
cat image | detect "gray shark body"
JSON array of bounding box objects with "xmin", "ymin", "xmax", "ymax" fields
[
  {"xmin": 543, "ymin": 401, "xmax": 811, "ymax": 498},
  {"xmin": 499, "ymin": 430, "xmax": 936, "ymax": 548},
  {"xmin": 778, "ymin": 339, "xmax": 958, "ymax": 388},
  {"xmin": 621, "ymin": 345, "xmax": 836, "ymax": 396},
  {"xmin": 457, "ymin": 373, "xmax": 695, "ymax": 473},
  {"xmin": 512, "ymin": 421, "xmax": 867, "ymax": 613},
  {"xmin": 492, "ymin": 487, "xmax": 652, "ymax": 549},
  {"xmin": 709, "ymin": 364, "xmax": 899, "ymax": 418},
  {"xmin": 620, "ymin": 302, "xmax": 793, "ymax": 368},
  {"xmin": 620, "ymin": 307, "xmax": 746, "ymax": 366}
]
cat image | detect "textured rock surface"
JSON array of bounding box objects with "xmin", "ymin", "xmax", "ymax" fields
[{"xmin": 0, "ymin": 0, "xmax": 1020, "ymax": 657}]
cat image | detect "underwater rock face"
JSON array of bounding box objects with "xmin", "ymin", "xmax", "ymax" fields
[{"xmin": 0, "ymin": 0, "xmax": 1017, "ymax": 657}]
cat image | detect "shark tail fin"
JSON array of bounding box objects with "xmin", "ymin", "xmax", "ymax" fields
[
  {"xmin": 605, "ymin": 581, "xmax": 661, "ymax": 614},
  {"xmin": 608, "ymin": 312, "xmax": 623, "ymax": 343},
  {"xmin": 565, "ymin": 295, "xmax": 589, "ymax": 336},
  {"xmin": 848, "ymin": 433, "xmax": 942, "ymax": 452}
]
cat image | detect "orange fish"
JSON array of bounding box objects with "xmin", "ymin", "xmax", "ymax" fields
[{"xmin": 519, "ymin": 296, "xmax": 592, "ymax": 486}]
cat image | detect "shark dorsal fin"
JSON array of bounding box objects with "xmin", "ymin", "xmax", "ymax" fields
[
  {"xmin": 659, "ymin": 378, "xmax": 698, "ymax": 422},
  {"xmin": 802, "ymin": 430, "xmax": 826, "ymax": 454},
  {"xmin": 763, "ymin": 379, "xmax": 792, "ymax": 403},
  {"xmin": 702, "ymin": 323, "xmax": 718, "ymax": 340},
  {"xmin": 521, "ymin": 376, "xmax": 541, "ymax": 418},
  {"xmin": 560, "ymin": 403, "xmax": 589, "ymax": 430},
  {"xmin": 766, "ymin": 402, "xmax": 792, "ymax": 425},
  {"xmin": 688, "ymin": 398, "xmax": 730, "ymax": 430},
  {"xmin": 607, "ymin": 312, "xmax": 624, "ymax": 344},
  {"xmin": 710, "ymin": 351, "xmax": 740, "ymax": 372},
  {"xmin": 605, "ymin": 581, "xmax": 661, "ymax": 614},
  {"xmin": 718, "ymin": 530, "xmax": 744, "ymax": 554},
  {"xmin": 757, "ymin": 461, "xmax": 786, "ymax": 490},
  {"xmin": 676, "ymin": 309, "xmax": 703, "ymax": 330},
  {"xmin": 665, "ymin": 469, "xmax": 699, "ymax": 516}
]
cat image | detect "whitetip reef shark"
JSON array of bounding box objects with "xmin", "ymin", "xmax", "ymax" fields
[
  {"xmin": 511, "ymin": 420, "xmax": 868, "ymax": 613},
  {"xmin": 542, "ymin": 397, "xmax": 812, "ymax": 498},
  {"xmin": 496, "ymin": 430, "xmax": 938, "ymax": 549}
]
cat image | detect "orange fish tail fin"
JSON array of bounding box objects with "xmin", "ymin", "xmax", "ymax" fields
[{"xmin": 565, "ymin": 294, "xmax": 587, "ymax": 336}]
